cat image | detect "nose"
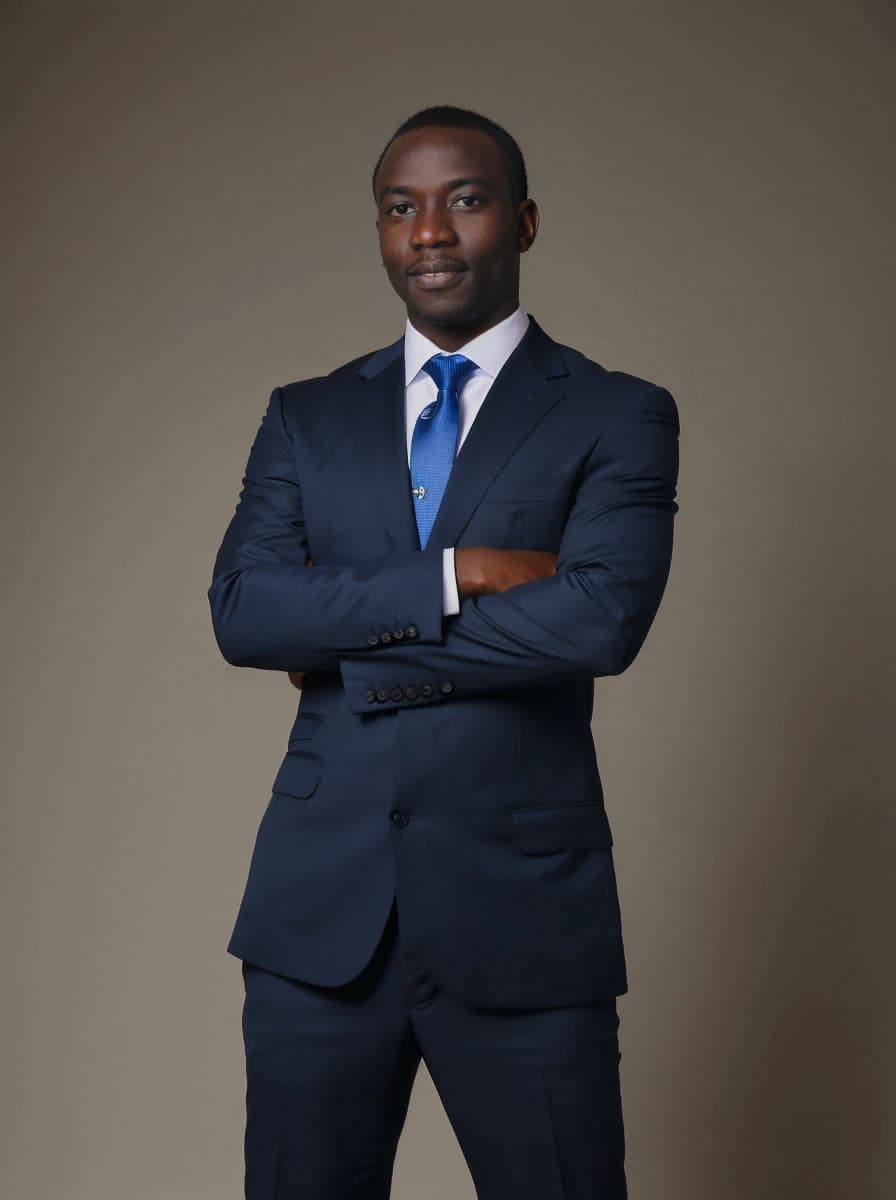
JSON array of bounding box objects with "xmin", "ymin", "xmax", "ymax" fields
[{"xmin": 409, "ymin": 200, "xmax": 458, "ymax": 249}]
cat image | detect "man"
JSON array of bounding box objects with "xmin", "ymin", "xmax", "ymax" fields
[{"xmin": 208, "ymin": 104, "xmax": 680, "ymax": 1200}]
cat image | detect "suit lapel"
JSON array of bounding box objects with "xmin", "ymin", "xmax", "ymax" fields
[
  {"xmin": 347, "ymin": 339, "xmax": 420, "ymax": 553},
  {"xmin": 348, "ymin": 313, "xmax": 569, "ymax": 553},
  {"xmin": 427, "ymin": 315, "xmax": 568, "ymax": 549}
]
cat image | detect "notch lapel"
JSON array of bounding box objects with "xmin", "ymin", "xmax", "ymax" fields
[
  {"xmin": 427, "ymin": 315, "xmax": 568, "ymax": 549},
  {"xmin": 348, "ymin": 314, "xmax": 569, "ymax": 553},
  {"xmin": 347, "ymin": 337, "xmax": 420, "ymax": 553}
]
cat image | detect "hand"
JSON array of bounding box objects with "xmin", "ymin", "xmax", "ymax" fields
[{"xmin": 454, "ymin": 548, "xmax": 557, "ymax": 599}]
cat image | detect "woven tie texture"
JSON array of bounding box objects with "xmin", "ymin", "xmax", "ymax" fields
[{"xmin": 410, "ymin": 352, "xmax": 478, "ymax": 548}]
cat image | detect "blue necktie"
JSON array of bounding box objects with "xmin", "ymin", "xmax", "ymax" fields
[{"xmin": 410, "ymin": 352, "xmax": 478, "ymax": 549}]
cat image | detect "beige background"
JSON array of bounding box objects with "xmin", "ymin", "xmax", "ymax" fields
[{"xmin": 3, "ymin": 1, "xmax": 893, "ymax": 1197}]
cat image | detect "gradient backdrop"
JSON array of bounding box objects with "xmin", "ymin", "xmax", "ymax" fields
[{"xmin": 3, "ymin": 2, "xmax": 893, "ymax": 1197}]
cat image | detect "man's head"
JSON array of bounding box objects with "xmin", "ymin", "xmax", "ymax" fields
[{"xmin": 372, "ymin": 105, "xmax": 539, "ymax": 350}]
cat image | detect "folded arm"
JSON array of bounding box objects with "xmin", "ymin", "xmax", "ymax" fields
[
  {"xmin": 207, "ymin": 386, "xmax": 446, "ymax": 672},
  {"xmin": 337, "ymin": 384, "xmax": 680, "ymax": 712}
]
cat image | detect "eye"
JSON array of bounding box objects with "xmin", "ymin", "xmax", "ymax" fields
[
  {"xmin": 453, "ymin": 194, "xmax": 483, "ymax": 208},
  {"xmin": 385, "ymin": 202, "xmax": 415, "ymax": 216}
]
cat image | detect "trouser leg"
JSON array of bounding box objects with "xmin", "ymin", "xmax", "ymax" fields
[
  {"xmin": 401, "ymin": 934, "xmax": 627, "ymax": 1200},
  {"xmin": 241, "ymin": 902, "xmax": 421, "ymax": 1200}
]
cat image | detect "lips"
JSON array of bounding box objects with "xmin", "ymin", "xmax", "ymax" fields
[
  {"xmin": 408, "ymin": 259, "xmax": 468, "ymax": 292},
  {"xmin": 408, "ymin": 259, "xmax": 467, "ymax": 277}
]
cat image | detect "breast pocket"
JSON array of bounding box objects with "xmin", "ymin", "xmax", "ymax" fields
[{"xmin": 471, "ymin": 496, "xmax": 570, "ymax": 549}]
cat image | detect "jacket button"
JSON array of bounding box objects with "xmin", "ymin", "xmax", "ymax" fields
[
  {"xmin": 390, "ymin": 809, "xmax": 409, "ymax": 827},
  {"xmin": 421, "ymin": 684, "xmax": 433, "ymax": 697},
  {"xmin": 390, "ymin": 686, "xmax": 403, "ymax": 701},
  {"xmin": 440, "ymin": 680, "xmax": 454, "ymax": 694},
  {"xmin": 376, "ymin": 688, "xmax": 390, "ymax": 702},
  {"xmin": 404, "ymin": 685, "xmax": 419, "ymax": 700},
  {"xmin": 367, "ymin": 634, "xmax": 380, "ymax": 646},
  {"xmin": 366, "ymin": 690, "xmax": 377, "ymax": 703},
  {"xmin": 405, "ymin": 625, "xmax": 418, "ymax": 638},
  {"xmin": 381, "ymin": 631, "xmax": 392, "ymax": 644}
]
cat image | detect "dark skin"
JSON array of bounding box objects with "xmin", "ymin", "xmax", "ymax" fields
[{"xmin": 290, "ymin": 125, "xmax": 555, "ymax": 690}]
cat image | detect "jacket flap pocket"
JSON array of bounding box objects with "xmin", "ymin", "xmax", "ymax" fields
[
  {"xmin": 511, "ymin": 802, "xmax": 613, "ymax": 854},
  {"xmin": 271, "ymin": 749, "xmax": 322, "ymax": 799}
]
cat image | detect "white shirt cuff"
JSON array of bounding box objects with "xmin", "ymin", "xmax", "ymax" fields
[{"xmin": 441, "ymin": 546, "xmax": 460, "ymax": 616}]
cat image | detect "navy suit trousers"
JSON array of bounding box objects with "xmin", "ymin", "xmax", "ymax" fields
[{"xmin": 242, "ymin": 897, "xmax": 627, "ymax": 1199}]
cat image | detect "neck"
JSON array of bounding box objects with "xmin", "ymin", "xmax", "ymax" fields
[{"xmin": 408, "ymin": 299, "xmax": 519, "ymax": 352}]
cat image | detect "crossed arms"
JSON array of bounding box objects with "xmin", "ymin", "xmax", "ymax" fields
[
  {"xmin": 208, "ymin": 381, "xmax": 680, "ymax": 714},
  {"xmin": 287, "ymin": 547, "xmax": 559, "ymax": 690}
]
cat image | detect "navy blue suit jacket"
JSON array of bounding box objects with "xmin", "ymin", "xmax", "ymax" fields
[{"xmin": 208, "ymin": 314, "xmax": 680, "ymax": 1009}]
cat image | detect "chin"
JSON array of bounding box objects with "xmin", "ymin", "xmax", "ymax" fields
[{"xmin": 407, "ymin": 295, "xmax": 479, "ymax": 328}]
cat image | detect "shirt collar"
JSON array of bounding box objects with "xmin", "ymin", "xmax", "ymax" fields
[{"xmin": 403, "ymin": 305, "xmax": 530, "ymax": 386}]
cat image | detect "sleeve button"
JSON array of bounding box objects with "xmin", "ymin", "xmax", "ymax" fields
[
  {"xmin": 380, "ymin": 631, "xmax": 392, "ymax": 644},
  {"xmin": 367, "ymin": 634, "xmax": 380, "ymax": 646},
  {"xmin": 405, "ymin": 625, "xmax": 418, "ymax": 638},
  {"xmin": 390, "ymin": 686, "xmax": 403, "ymax": 701},
  {"xmin": 440, "ymin": 681, "xmax": 454, "ymax": 695},
  {"xmin": 404, "ymin": 685, "xmax": 419, "ymax": 700},
  {"xmin": 421, "ymin": 684, "xmax": 433, "ymax": 698},
  {"xmin": 376, "ymin": 688, "xmax": 390, "ymax": 702},
  {"xmin": 366, "ymin": 690, "xmax": 377, "ymax": 703}
]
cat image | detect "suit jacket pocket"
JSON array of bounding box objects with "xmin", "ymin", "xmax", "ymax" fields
[
  {"xmin": 510, "ymin": 802, "xmax": 613, "ymax": 854},
  {"xmin": 271, "ymin": 748, "xmax": 323, "ymax": 800},
  {"xmin": 467, "ymin": 496, "xmax": 569, "ymax": 550}
]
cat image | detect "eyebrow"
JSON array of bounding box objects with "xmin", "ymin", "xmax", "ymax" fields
[{"xmin": 378, "ymin": 176, "xmax": 495, "ymax": 203}]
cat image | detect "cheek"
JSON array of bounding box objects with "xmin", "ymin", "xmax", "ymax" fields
[
  {"xmin": 466, "ymin": 231, "xmax": 515, "ymax": 281},
  {"xmin": 381, "ymin": 254, "xmax": 408, "ymax": 292},
  {"xmin": 378, "ymin": 232, "xmax": 402, "ymax": 270}
]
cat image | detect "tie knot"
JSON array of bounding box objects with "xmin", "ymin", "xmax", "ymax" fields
[{"xmin": 422, "ymin": 352, "xmax": 478, "ymax": 395}]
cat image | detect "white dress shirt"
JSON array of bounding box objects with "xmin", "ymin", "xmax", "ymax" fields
[{"xmin": 403, "ymin": 304, "xmax": 531, "ymax": 615}]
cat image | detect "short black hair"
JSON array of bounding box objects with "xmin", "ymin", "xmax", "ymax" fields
[{"xmin": 371, "ymin": 105, "xmax": 528, "ymax": 205}]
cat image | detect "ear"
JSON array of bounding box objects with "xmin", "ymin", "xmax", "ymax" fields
[{"xmin": 517, "ymin": 199, "xmax": 539, "ymax": 252}]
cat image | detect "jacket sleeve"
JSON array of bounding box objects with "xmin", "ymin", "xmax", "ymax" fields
[
  {"xmin": 207, "ymin": 386, "xmax": 445, "ymax": 671},
  {"xmin": 338, "ymin": 383, "xmax": 680, "ymax": 713}
]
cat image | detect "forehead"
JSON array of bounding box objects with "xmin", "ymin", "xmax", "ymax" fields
[{"xmin": 376, "ymin": 126, "xmax": 506, "ymax": 197}]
